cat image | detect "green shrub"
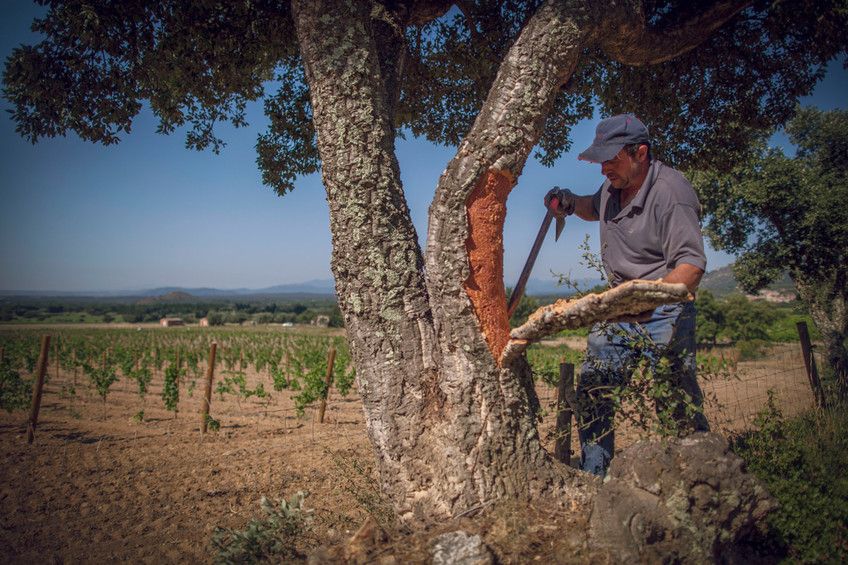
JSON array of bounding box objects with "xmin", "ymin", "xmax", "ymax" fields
[
  {"xmin": 731, "ymin": 394, "xmax": 848, "ymax": 562},
  {"xmin": 0, "ymin": 359, "xmax": 31, "ymax": 412},
  {"xmin": 737, "ymin": 339, "xmax": 769, "ymax": 361},
  {"xmin": 162, "ymin": 363, "xmax": 181, "ymax": 414},
  {"xmin": 212, "ymin": 492, "xmax": 313, "ymax": 564}
]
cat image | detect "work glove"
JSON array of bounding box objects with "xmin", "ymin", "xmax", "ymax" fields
[{"xmin": 544, "ymin": 186, "xmax": 576, "ymax": 216}]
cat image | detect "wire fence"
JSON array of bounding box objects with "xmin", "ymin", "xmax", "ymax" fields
[
  {"xmin": 701, "ymin": 342, "xmax": 820, "ymax": 435},
  {"xmin": 535, "ymin": 335, "xmax": 824, "ymax": 461}
]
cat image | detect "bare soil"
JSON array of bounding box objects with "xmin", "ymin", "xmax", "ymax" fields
[{"xmin": 0, "ymin": 341, "xmax": 815, "ymax": 563}]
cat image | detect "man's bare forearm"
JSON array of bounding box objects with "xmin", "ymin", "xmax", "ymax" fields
[
  {"xmin": 573, "ymin": 195, "xmax": 599, "ymax": 221},
  {"xmin": 661, "ymin": 263, "xmax": 704, "ymax": 295}
]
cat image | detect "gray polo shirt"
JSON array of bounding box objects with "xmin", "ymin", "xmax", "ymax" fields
[{"xmin": 591, "ymin": 160, "xmax": 706, "ymax": 286}]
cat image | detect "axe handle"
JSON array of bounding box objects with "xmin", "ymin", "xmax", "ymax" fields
[{"xmin": 507, "ymin": 198, "xmax": 558, "ymax": 318}]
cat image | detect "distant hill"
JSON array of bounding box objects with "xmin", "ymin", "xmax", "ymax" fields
[
  {"xmin": 0, "ymin": 279, "xmax": 338, "ymax": 299},
  {"xmin": 700, "ymin": 264, "xmax": 795, "ymax": 297},
  {"xmin": 136, "ymin": 291, "xmax": 197, "ymax": 305},
  {"xmin": 700, "ymin": 265, "xmax": 739, "ymax": 296},
  {"xmin": 524, "ymin": 277, "xmax": 604, "ymax": 296}
]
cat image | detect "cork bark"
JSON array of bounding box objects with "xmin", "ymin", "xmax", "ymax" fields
[
  {"xmin": 501, "ymin": 280, "xmax": 691, "ymax": 365},
  {"xmin": 291, "ymin": 0, "xmax": 752, "ymax": 522}
]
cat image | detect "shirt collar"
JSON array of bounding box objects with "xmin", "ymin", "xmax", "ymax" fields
[
  {"xmin": 605, "ymin": 160, "xmax": 661, "ymax": 213},
  {"xmin": 630, "ymin": 160, "xmax": 661, "ymax": 211}
]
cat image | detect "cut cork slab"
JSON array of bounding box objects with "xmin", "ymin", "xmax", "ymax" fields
[{"xmin": 500, "ymin": 280, "xmax": 691, "ymax": 365}]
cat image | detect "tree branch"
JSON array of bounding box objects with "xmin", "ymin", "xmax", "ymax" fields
[
  {"xmin": 454, "ymin": 0, "xmax": 483, "ymax": 45},
  {"xmin": 598, "ymin": 0, "xmax": 752, "ymax": 66}
]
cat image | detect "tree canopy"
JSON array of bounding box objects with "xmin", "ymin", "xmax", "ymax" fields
[
  {"xmin": 4, "ymin": 1, "xmax": 847, "ymax": 195},
  {"xmin": 692, "ymin": 107, "xmax": 848, "ymax": 396}
]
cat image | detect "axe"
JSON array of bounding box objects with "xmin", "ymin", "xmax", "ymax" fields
[{"xmin": 507, "ymin": 197, "xmax": 565, "ymax": 318}]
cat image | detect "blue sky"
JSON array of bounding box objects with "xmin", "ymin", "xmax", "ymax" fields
[{"xmin": 1, "ymin": 2, "xmax": 846, "ymax": 292}]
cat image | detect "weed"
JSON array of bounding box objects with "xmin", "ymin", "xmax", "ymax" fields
[
  {"xmin": 731, "ymin": 394, "xmax": 848, "ymax": 562},
  {"xmin": 737, "ymin": 339, "xmax": 769, "ymax": 361},
  {"xmin": 211, "ymin": 492, "xmax": 314, "ymax": 563},
  {"xmin": 204, "ymin": 413, "xmax": 221, "ymax": 432},
  {"xmin": 326, "ymin": 449, "xmax": 396, "ymax": 530}
]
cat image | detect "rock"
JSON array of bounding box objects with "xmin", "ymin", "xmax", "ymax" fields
[
  {"xmin": 589, "ymin": 432, "xmax": 777, "ymax": 563},
  {"xmin": 430, "ymin": 531, "xmax": 494, "ymax": 565}
]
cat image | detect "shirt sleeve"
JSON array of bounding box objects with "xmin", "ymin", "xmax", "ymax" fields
[{"xmin": 659, "ymin": 203, "xmax": 707, "ymax": 271}]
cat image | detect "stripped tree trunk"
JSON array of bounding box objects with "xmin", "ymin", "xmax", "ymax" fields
[{"xmin": 291, "ymin": 0, "xmax": 751, "ymax": 521}]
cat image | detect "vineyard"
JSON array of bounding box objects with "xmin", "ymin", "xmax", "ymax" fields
[
  {"xmin": 0, "ymin": 325, "xmax": 356, "ymax": 422},
  {"xmin": 0, "ymin": 325, "xmax": 372, "ymax": 562},
  {"xmin": 0, "ymin": 324, "xmax": 818, "ymax": 562}
]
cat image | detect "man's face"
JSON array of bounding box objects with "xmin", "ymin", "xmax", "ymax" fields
[{"xmin": 601, "ymin": 145, "xmax": 647, "ymax": 190}]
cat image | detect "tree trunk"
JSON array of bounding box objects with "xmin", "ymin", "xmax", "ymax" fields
[
  {"xmin": 292, "ymin": 0, "xmax": 597, "ymax": 521},
  {"xmin": 291, "ymin": 0, "xmax": 439, "ymax": 521},
  {"xmin": 291, "ymin": 0, "xmax": 756, "ymax": 523},
  {"xmin": 796, "ymin": 279, "xmax": 848, "ymax": 400}
]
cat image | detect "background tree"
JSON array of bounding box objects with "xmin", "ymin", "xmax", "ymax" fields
[
  {"xmin": 721, "ymin": 294, "xmax": 775, "ymax": 342},
  {"xmin": 693, "ymin": 107, "xmax": 848, "ymax": 399},
  {"xmin": 695, "ymin": 290, "xmax": 724, "ymax": 347},
  {"xmin": 4, "ymin": 0, "xmax": 847, "ymax": 521}
]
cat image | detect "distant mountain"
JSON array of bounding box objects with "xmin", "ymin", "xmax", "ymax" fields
[
  {"xmin": 0, "ymin": 279, "xmax": 338, "ymax": 299},
  {"xmin": 136, "ymin": 291, "xmax": 197, "ymax": 305},
  {"xmin": 700, "ymin": 264, "xmax": 795, "ymax": 297},
  {"xmin": 254, "ymin": 279, "xmax": 337, "ymax": 295},
  {"xmin": 524, "ymin": 277, "xmax": 604, "ymax": 296},
  {"xmin": 5, "ymin": 277, "xmax": 600, "ymax": 299},
  {"xmin": 699, "ymin": 265, "xmax": 739, "ymax": 296}
]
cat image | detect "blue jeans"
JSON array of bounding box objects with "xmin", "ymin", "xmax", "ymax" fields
[{"xmin": 576, "ymin": 301, "xmax": 709, "ymax": 476}]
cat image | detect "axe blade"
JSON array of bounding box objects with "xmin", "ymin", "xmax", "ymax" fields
[{"xmin": 555, "ymin": 216, "xmax": 565, "ymax": 241}]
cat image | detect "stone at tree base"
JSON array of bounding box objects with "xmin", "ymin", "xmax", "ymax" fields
[
  {"xmin": 430, "ymin": 531, "xmax": 494, "ymax": 565},
  {"xmin": 589, "ymin": 433, "xmax": 777, "ymax": 563}
]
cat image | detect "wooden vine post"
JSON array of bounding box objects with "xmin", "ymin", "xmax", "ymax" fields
[
  {"xmin": 317, "ymin": 346, "xmax": 336, "ymax": 424},
  {"xmin": 54, "ymin": 338, "xmax": 60, "ymax": 380},
  {"xmin": 554, "ymin": 362, "xmax": 575, "ymax": 465},
  {"xmin": 200, "ymin": 343, "xmax": 217, "ymax": 434},
  {"xmin": 796, "ymin": 321, "xmax": 826, "ymax": 408},
  {"xmin": 26, "ymin": 335, "xmax": 51, "ymax": 444}
]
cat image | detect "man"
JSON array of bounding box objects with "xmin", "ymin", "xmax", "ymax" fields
[{"xmin": 545, "ymin": 113, "xmax": 710, "ymax": 476}]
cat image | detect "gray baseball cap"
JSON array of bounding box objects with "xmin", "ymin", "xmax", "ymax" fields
[{"xmin": 578, "ymin": 114, "xmax": 650, "ymax": 163}]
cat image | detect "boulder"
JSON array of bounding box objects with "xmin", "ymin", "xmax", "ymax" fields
[{"xmin": 589, "ymin": 433, "xmax": 776, "ymax": 562}]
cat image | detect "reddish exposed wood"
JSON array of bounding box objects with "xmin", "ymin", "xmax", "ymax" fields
[{"xmin": 464, "ymin": 169, "xmax": 514, "ymax": 362}]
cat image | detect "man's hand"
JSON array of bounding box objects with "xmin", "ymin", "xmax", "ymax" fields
[{"xmin": 544, "ymin": 187, "xmax": 577, "ymax": 217}]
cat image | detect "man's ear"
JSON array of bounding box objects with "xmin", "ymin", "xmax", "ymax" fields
[{"xmin": 637, "ymin": 144, "xmax": 649, "ymax": 162}]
